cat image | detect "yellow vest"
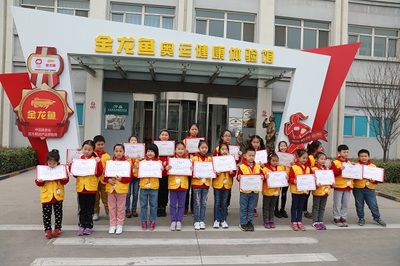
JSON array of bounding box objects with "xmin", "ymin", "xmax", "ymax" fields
[
  {"xmin": 289, "ymin": 164, "xmax": 311, "ymax": 195},
  {"xmin": 239, "ymin": 162, "xmax": 262, "ymax": 194},
  {"xmin": 76, "ymin": 174, "xmax": 99, "ymax": 192},
  {"xmin": 213, "ymin": 171, "xmax": 233, "ymax": 189},
  {"xmin": 262, "ymin": 165, "xmax": 286, "ymax": 196},
  {"xmin": 40, "ymin": 180, "xmax": 65, "ymax": 203},
  {"xmin": 139, "ymin": 159, "xmax": 161, "ymax": 190},
  {"xmin": 191, "ymin": 155, "xmax": 212, "ymax": 187},
  {"xmin": 168, "ymin": 175, "xmax": 189, "ymax": 190},
  {"xmin": 332, "ymin": 159, "xmax": 353, "ymax": 189},
  {"xmin": 105, "ymin": 178, "xmax": 130, "ymax": 194},
  {"xmin": 98, "ymin": 152, "xmax": 111, "ymax": 184},
  {"xmin": 353, "ymin": 163, "xmax": 377, "ymax": 189},
  {"xmin": 312, "ymin": 166, "xmax": 332, "ymax": 196}
]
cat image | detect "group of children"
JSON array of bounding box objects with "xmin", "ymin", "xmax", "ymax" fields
[{"xmin": 35, "ymin": 125, "xmax": 386, "ymax": 239}]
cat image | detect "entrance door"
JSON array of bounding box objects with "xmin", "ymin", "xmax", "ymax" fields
[
  {"xmin": 132, "ymin": 94, "xmax": 156, "ymax": 143},
  {"xmin": 207, "ymin": 97, "xmax": 228, "ymax": 150}
]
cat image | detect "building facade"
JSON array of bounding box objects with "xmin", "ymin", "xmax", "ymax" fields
[{"xmin": 1, "ymin": 0, "xmax": 399, "ymax": 159}]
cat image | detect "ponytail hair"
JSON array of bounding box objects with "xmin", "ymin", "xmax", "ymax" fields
[{"xmin": 46, "ymin": 149, "xmax": 60, "ymax": 162}]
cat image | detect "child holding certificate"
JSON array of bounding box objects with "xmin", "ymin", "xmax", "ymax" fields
[
  {"xmin": 166, "ymin": 142, "xmax": 190, "ymax": 231},
  {"xmin": 93, "ymin": 135, "xmax": 111, "ymax": 221},
  {"xmin": 104, "ymin": 144, "xmax": 133, "ymax": 235},
  {"xmin": 311, "ymin": 152, "xmax": 332, "ymax": 230},
  {"xmin": 71, "ymin": 140, "xmax": 104, "ymax": 236},
  {"xmin": 262, "ymin": 152, "xmax": 286, "ymax": 229},
  {"xmin": 126, "ymin": 135, "xmax": 140, "ymax": 218},
  {"xmin": 192, "ymin": 140, "xmax": 212, "ymax": 230},
  {"xmin": 139, "ymin": 143, "xmax": 163, "ymax": 231},
  {"xmin": 353, "ymin": 149, "xmax": 386, "ymax": 227},
  {"xmin": 331, "ymin": 144, "xmax": 352, "ymax": 227},
  {"xmin": 289, "ymin": 149, "xmax": 311, "ymax": 231},
  {"xmin": 237, "ymin": 147, "xmax": 263, "ymax": 232},
  {"xmin": 212, "ymin": 143, "xmax": 236, "ymax": 229},
  {"xmin": 157, "ymin": 129, "xmax": 170, "ymax": 217},
  {"xmin": 35, "ymin": 150, "xmax": 69, "ymax": 239},
  {"xmin": 275, "ymin": 141, "xmax": 291, "ymax": 219}
]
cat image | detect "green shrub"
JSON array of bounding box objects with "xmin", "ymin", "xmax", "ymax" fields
[
  {"xmin": 0, "ymin": 147, "xmax": 38, "ymax": 175},
  {"xmin": 376, "ymin": 161, "xmax": 400, "ymax": 183}
]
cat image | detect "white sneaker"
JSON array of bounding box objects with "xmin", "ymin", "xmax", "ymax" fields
[
  {"xmin": 200, "ymin": 221, "xmax": 206, "ymax": 230},
  {"xmin": 176, "ymin": 221, "xmax": 182, "ymax": 231},
  {"xmin": 213, "ymin": 220, "xmax": 220, "ymax": 228},
  {"xmin": 170, "ymin": 221, "xmax": 177, "ymax": 231},
  {"xmin": 194, "ymin": 222, "xmax": 200, "ymax": 230},
  {"xmin": 115, "ymin": 225, "xmax": 123, "ymax": 235},
  {"xmin": 108, "ymin": 226, "xmax": 116, "ymax": 234},
  {"xmin": 93, "ymin": 213, "xmax": 99, "ymax": 221},
  {"xmin": 221, "ymin": 221, "xmax": 229, "ymax": 229}
]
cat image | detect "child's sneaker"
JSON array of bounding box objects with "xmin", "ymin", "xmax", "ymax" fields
[
  {"xmin": 77, "ymin": 227, "xmax": 85, "ymax": 236},
  {"xmin": 319, "ymin": 222, "xmax": 327, "ymax": 230},
  {"xmin": 149, "ymin": 221, "xmax": 156, "ymax": 231},
  {"xmin": 291, "ymin": 222, "xmax": 299, "ymax": 231},
  {"xmin": 374, "ymin": 218, "xmax": 386, "ymax": 227},
  {"xmin": 45, "ymin": 229, "xmax": 53, "ymax": 239},
  {"xmin": 176, "ymin": 221, "xmax": 182, "ymax": 231},
  {"xmin": 116, "ymin": 225, "xmax": 123, "ymax": 235},
  {"xmin": 297, "ymin": 222, "xmax": 306, "ymax": 231},
  {"xmin": 357, "ymin": 218, "xmax": 365, "ymax": 226},
  {"xmin": 312, "ymin": 222, "xmax": 321, "ymax": 230},
  {"xmin": 247, "ymin": 221, "xmax": 254, "ymax": 231},
  {"xmin": 280, "ymin": 209, "xmax": 289, "ymax": 218},
  {"xmin": 333, "ymin": 218, "xmax": 343, "ymax": 227},
  {"xmin": 199, "ymin": 221, "xmax": 206, "ymax": 230},
  {"xmin": 213, "ymin": 220, "xmax": 220, "ymax": 229},
  {"xmin": 141, "ymin": 221, "xmax": 147, "ymax": 231},
  {"xmin": 132, "ymin": 210, "xmax": 139, "ymax": 217},
  {"xmin": 83, "ymin": 228, "xmax": 92, "ymax": 235},
  {"xmin": 264, "ymin": 221, "xmax": 271, "ymax": 229},
  {"xmin": 239, "ymin": 223, "xmax": 248, "ymax": 231},
  {"xmin": 270, "ymin": 221, "xmax": 275, "ymax": 229},
  {"xmin": 170, "ymin": 221, "xmax": 177, "ymax": 231},
  {"xmin": 221, "ymin": 221, "xmax": 229, "ymax": 229},
  {"xmin": 194, "ymin": 222, "xmax": 200, "ymax": 230},
  {"xmin": 108, "ymin": 226, "xmax": 116, "ymax": 234},
  {"xmin": 53, "ymin": 228, "xmax": 61, "ymax": 237},
  {"xmin": 125, "ymin": 210, "xmax": 132, "ymax": 218},
  {"xmin": 93, "ymin": 213, "xmax": 99, "ymax": 221},
  {"xmin": 303, "ymin": 211, "xmax": 312, "ymax": 219},
  {"xmin": 274, "ymin": 209, "xmax": 282, "ymax": 218},
  {"xmin": 253, "ymin": 209, "xmax": 259, "ymax": 217},
  {"xmin": 184, "ymin": 209, "xmax": 188, "ymax": 217},
  {"xmin": 340, "ymin": 218, "xmax": 348, "ymax": 227}
]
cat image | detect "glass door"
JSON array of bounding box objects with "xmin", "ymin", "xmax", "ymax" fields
[
  {"xmin": 132, "ymin": 94, "xmax": 156, "ymax": 144},
  {"xmin": 207, "ymin": 97, "xmax": 228, "ymax": 150}
]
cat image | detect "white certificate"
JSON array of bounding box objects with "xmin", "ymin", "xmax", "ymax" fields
[
  {"xmin": 229, "ymin": 145, "xmax": 240, "ymax": 160},
  {"xmin": 193, "ymin": 161, "xmax": 216, "ymax": 179},
  {"xmin": 105, "ymin": 160, "xmax": 132, "ymax": 178},
  {"xmin": 138, "ymin": 160, "xmax": 162, "ymax": 178},
  {"xmin": 167, "ymin": 158, "xmax": 192, "ymax": 176},
  {"xmin": 276, "ymin": 152, "xmax": 295, "ymax": 167},
  {"xmin": 36, "ymin": 165, "xmax": 67, "ymax": 181},
  {"xmin": 70, "ymin": 158, "xmax": 97, "ymax": 176},
  {"xmin": 154, "ymin": 141, "xmax": 175, "ymax": 156},
  {"xmin": 296, "ymin": 174, "xmax": 316, "ymax": 191},
  {"xmin": 314, "ymin": 170, "xmax": 335, "ymax": 185},
  {"xmin": 66, "ymin": 149, "xmax": 82, "ymax": 163},
  {"xmin": 212, "ymin": 155, "xmax": 237, "ymax": 172},
  {"xmin": 363, "ymin": 165, "xmax": 384, "ymax": 182},
  {"xmin": 255, "ymin": 150, "xmax": 268, "ymax": 164},
  {"xmin": 123, "ymin": 143, "xmax": 145, "ymax": 159},
  {"xmin": 240, "ymin": 174, "xmax": 262, "ymax": 191},
  {"xmin": 342, "ymin": 163, "xmax": 363, "ymax": 179},
  {"xmin": 267, "ymin": 171, "xmax": 288, "ymax": 188},
  {"xmin": 185, "ymin": 138, "xmax": 204, "ymax": 154}
]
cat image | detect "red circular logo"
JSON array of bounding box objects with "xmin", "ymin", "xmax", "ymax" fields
[{"xmin": 35, "ymin": 58, "xmax": 42, "ymax": 65}]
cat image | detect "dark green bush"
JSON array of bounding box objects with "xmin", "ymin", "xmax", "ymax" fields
[
  {"xmin": 0, "ymin": 147, "xmax": 38, "ymax": 175},
  {"xmin": 376, "ymin": 161, "xmax": 400, "ymax": 183}
]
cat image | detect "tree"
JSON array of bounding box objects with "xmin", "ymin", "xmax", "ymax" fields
[{"xmin": 355, "ymin": 60, "xmax": 400, "ymax": 161}]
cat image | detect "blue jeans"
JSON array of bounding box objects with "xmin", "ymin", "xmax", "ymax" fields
[
  {"xmin": 193, "ymin": 188, "xmax": 209, "ymax": 222},
  {"xmin": 213, "ymin": 189, "xmax": 229, "ymax": 222},
  {"xmin": 353, "ymin": 188, "xmax": 380, "ymax": 220},
  {"xmin": 239, "ymin": 192, "xmax": 257, "ymax": 225},
  {"xmin": 291, "ymin": 193, "xmax": 307, "ymax": 223},
  {"xmin": 140, "ymin": 189, "xmax": 158, "ymax": 222},
  {"xmin": 126, "ymin": 178, "xmax": 139, "ymax": 211}
]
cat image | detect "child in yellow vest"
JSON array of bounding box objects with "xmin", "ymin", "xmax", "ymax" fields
[
  {"xmin": 35, "ymin": 149, "xmax": 69, "ymax": 239},
  {"xmin": 275, "ymin": 140, "xmax": 291, "ymax": 218},
  {"xmin": 104, "ymin": 144, "xmax": 133, "ymax": 235},
  {"xmin": 311, "ymin": 152, "xmax": 334, "ymax": 230},
  {"xmin": 262, "ymin": 152, "xmax": 287, "ymax": 229},
  {"xmin": 125, "ymin": 135, "xmax": 140, "ymax": 218}
]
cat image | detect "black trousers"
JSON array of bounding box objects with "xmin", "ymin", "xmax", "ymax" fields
[
  {"xmin": 78, "ymin": 193, "xmax": 96, "ymax": 228},
  {"xmin": 158, "ymin": 176, "xmax": 169, "ymax": 208},
  {"xmin": 42, "ymin": 201, "xmax": 63, "ymax": 231}
]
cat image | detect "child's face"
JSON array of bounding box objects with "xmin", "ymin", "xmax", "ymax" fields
[
  {"xmin": 279, "ymin": 142, "xmax": 287, "ymax": 152},
  {"xmin": 298, "ymin": 153, "xmax": 309, "ymax": 165},
  {"xmin": 251, "ymin": 138, "xmax": 260, "ymax": 150},
  {"xmin": 338, "ymin": 149, "xmax": 349, "ymax": 159},
  {"xmin": 82, "ymin": 144, "xmax": 94, "ymax": 157},
  {"xmin": 199, "ymin": 143, "xmax": 208, "ymax": 155},
  {"xmin": 129, "ymin": 137, "xmax": 138, "ymax": 144},
  {"xmin": 221, "ymin": 132, "xmax": 231, "ymax": 144},
  {"xmin": 270, "ymin": 156, "xmax": 279, "ymax": 167},
  {"xmin": 244, "ymin": 151, "xmax": 256, "ymax": 163},
  {"xmin": 47, "ymin": 159, "xmax": 58, "ymax": 168},
  {"xmin": 189, "ymin": 126, "xmax": 199, "ymax": 137},
  {"xmin": 175, "ymin": 144, "xmax": 185, "ymax": 157},
  {"xmin": 114, "ymin": 146, "xmax": 125, "ymax": 159},
  {"xmin": 159, "ymin": 131, "xmax": 169, "ymax": 141},
  {"xmin": 220, "ymin": 146, "xmax": 229, "ymax": 156},
  {"xmin": 316, "ymin": 145, "xmax": 324, "ymax": 153},
  {"xmin": 359, "ymin": 152, "xmax": 369, "ymax": 164},
  {"xmin": 95, "ymin": 141, "xmax": 105, "ymax": 152},
  {"xmin": 316, "ymin": 155, "xmax": 326, "ymax": 166},
  {"xmin": 146, "ymin": 150, "xmax": 155, "ymax": 159}
]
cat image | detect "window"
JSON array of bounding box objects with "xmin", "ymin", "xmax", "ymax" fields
[
  {"xmin": 76, "ymin": 103, "xmax": 84, "ymax": 126},
  {"xmin": 343, "ymin": 115, "xmax": 389, "ymax": 138},
  {"xmin": 195, "ymin": 9, "xmax": 256, "ymax": 42},
  {"xmin": 275, "ymin": 18, "xmax": 330, "ymax": 49},
  {"xmin": 348, "ymin": 26, "xmax": 399, "ymax": 58},
  {"xmin": 273, "ymin": 112, "xmax": 283, "ymax": 133},
  {"xmin": 343, "ymin": 116, "xmax": 353, "ymax": 136},
  {"xmin": 21, "ymin": 0, "xmax": 89, "ymax": 17},
  {"xmin": 110, "ymin": 3, "xmax": 175, "ymax": 29}
]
